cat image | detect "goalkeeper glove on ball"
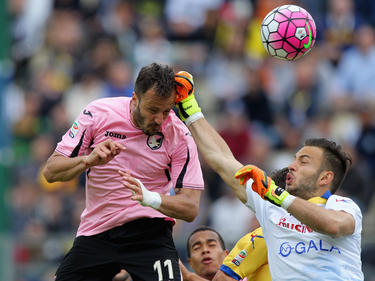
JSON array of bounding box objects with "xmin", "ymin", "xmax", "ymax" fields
[
  {"xmin": 175, "ymin": 71, "xmax": 203, "ymax": 126},
  {"xmin": 235, "ymin": 165, "xmax": 295, "ymax": 209}
]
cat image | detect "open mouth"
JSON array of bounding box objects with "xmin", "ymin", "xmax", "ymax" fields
[
  {"xmin": 286, "ymin": 173, "xmax": 293, "ymax": 185},
  {"xmin": 202, "ymin": 257, "xmax": 212, "ymax": 264}
]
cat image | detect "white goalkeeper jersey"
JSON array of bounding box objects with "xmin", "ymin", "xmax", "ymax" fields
[{"xmin": 245, "ymin": 179, "xmax": 364, "ymax": 281}]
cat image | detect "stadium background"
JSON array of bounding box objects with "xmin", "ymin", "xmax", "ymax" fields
[{"xmin": 0, "ymin": 0, "xmax": 375, "ymax": 280}]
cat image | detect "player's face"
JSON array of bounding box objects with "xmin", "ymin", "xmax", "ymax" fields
[
  {"xmin": 188, "ymin": 230, "xmax": 227, "ymax": 280},
  {"xmin": 286, "ymin": 146, "xmax": 324, "ymax": 199},
  {"xmin": 131, "ymin": 88, "xmax": 175, "ymax": 136}
]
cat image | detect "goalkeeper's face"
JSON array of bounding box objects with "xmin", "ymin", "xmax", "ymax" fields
[
  {"xmin": 131, "ymin": 88, "xmax": 175, "ymax": 136},
  {"xmin": 188, "ymin": 230, "xmax": 228, "ymax": 280},
  {"xmin": 286, "ymin": 146, "xmax": 325, "ymax": 199}
]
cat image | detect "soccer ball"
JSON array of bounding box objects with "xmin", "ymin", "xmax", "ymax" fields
[{"xmin": 260, "ymin": 5, "xmax": 316, "ymax": 61}]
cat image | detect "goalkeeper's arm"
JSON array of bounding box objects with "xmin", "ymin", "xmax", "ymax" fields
[{"xmin": 175, "ymin": 72, "xmax": 247, "ymax": 203}]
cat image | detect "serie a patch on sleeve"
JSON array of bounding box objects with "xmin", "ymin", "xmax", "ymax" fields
[
  {"xmin": 69, "ymin": 121, "xmax": 80, "ymax": 138},
  {"xmin": 232, "ymin": 250, "xmax": 248, "ymax": 266}
]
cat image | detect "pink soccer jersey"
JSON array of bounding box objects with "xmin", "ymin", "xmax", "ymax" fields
[{"xmin": 56, "ymin": 97, "xmax": 204, "ymax": 236}]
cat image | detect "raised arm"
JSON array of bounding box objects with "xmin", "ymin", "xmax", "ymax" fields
[
  {"xmin": 188, "ymin": 118, "xmax": 246, "ymax": 203},
  {"xmin": 174, "ymin": 71, "xmax": 356, "ymax": 238},
  {"xmin": 174, "ymin": 71, "xmax": 247, "ymax": 203}
]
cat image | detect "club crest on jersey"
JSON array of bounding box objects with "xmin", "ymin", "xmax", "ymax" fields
[
  {"xmin": 147, "ymin": 133, "xmax": 164, "ymax": 150},
  {"xmin": 69, "ymin": 121, "xmax": 79, "ymax": 138}
]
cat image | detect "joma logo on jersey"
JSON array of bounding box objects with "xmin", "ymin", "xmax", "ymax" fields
[{"xmin": 105, "ymin": 131, "xmax": 126, "ymax": 139}]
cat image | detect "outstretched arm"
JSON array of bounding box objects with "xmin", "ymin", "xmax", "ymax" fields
[
  {"xmin": 187, "ymin": 118, "xmax": 246, "ymax": 203},
  {"xmin": 175, "ymin": 71, "xmax": 247, "ymax": 203}
]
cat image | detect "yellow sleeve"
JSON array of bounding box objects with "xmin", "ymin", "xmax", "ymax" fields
[{"xmin": 219, "ymin": 227, "xmax": 271, "ymax": 281}]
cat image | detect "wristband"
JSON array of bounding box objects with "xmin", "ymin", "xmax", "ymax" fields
[
  {"xmin": 134, "ymin": 178, "xmax": 162, "ymax": 209},
  {"xmin": 185, "ymin": 112, "xmax": 204, "ymax": 127},
  {"xmin": 281, "ymin": 194, "xmax": 296, "ymax": 210}
]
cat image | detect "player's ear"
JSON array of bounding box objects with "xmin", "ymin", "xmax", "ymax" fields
[
  {"xmin": 224, "ymin": 249, "xmax": 229, "ymax": 256},
  {"xmin": 131, "ymin": 91, "xmax": 137, "ymax": 102},
  {"xmin": 131, "ymin": 92, "xmax": 140, "ymax": 109},
  {"xmin": 187, "ymin": 257, "xmax": 192, "ymax": 267},
  {"xmin": 319, "ymin": 170, "xmax": 334, "ymax": 186}
]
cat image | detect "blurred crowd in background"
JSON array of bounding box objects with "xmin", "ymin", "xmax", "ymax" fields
[{"xmin": 1, "ymin": 0, "xmax": 375, "ymax": 280}]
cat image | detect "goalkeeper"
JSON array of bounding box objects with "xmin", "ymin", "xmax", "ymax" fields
[{"xmin": 175, "ymin": 72, "xmax": 364, "ymax": 281}]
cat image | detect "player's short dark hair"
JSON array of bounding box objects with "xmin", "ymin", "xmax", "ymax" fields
[
  {"xmin": 270, "ymin": 167, "xmax": 288, "ymax": 189},
  {"xmin": 134, "ymin": 62, "xmax": 176, "ymax": 99},
  {"xmin": 186, "ymin": 227, "xmax": 226, "ymax": 258},
  {"xmin": 304, "ymin": 138, "xmax": 352, "ymax": 194}
]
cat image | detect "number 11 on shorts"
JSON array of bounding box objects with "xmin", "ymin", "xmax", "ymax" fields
[{"xmin": 154, "ymin": 259, "xmax": 174, "ymax": 280}]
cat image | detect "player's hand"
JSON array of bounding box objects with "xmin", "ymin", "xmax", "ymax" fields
[
  {"xmin": 85, "ymin": 139, "xmax": 125, "ymax": 167},
  {"xmin": 235, "ymin": 164, "xmax": 291, "ymax": 207},
  {"xmin": 235, "ymin": 165, "xmax": 272, "ymax": 198},
  {"xmin": 112, "ymin": 269, "xmax": 131, "ymax": 281},
  {"xmin": 119, "ymin": 171, "xmax": 161, "ymax": 209},
  {"xmin": 179, "ymin": 260, "xmax": 194, "ymax": 281},
  {"xmin": 174, "ymin": 71, "xmax": 202, "ymax": 123},
  {"xmin": 175, "ymin": 71, "xmax": 194, "ymax": 103}
]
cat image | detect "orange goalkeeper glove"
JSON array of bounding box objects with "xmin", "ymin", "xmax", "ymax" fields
[
  {"xmin": 235, "ymin": 165, "xmax": 295, "ymax": 208},
  {"xmin": 174, "ymin": 71, "xmax": 203, "ymax": 125}
]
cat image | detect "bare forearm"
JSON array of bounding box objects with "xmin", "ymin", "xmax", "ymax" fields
[
  {"xmin": 188, "ymin": 118, "xmax": 238, "ymax": 172},
  {"xmin": 44, "ymin": 140, "xmax": 125, "ymax": 183},
  {"xmin": 158, "ymin": 191, "xmax": 200, "ymax": 222},
  {"xmin": 43, "ymin": 153, "xmax": 88, "ymax": 182},
  {"xmin": 188, "ymin": 118, "xmax": 246, "ymax": 202},
  {"xmin": 287, "ymin": 197, "xmax": 355, "ymax": 237}
]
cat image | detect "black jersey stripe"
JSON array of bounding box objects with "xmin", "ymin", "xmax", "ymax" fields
[
  {"xmin": 70, "ymin": 130, "xmax": 86, "ymax": 157},
  {"xmin": 164, "ymin": 169, "xmax": 171, "ymax": 181},
  {"xmin": 176, "ymin": 149, "xmax": 190, "ymax": 188},
  {"xmin": 164, "ymin": 163, "xmax": 172, "ymax": 181}
]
